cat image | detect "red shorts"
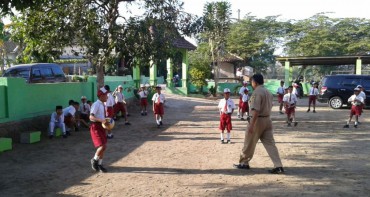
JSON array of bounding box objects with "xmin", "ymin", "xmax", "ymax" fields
[
  {"xmin": 219, "ymin": 113, "xmax": 232, "ymax": 131},
  {"xmin": 308, "ymin": 95, "xmax": 316, "ymax": 105},
  {"xmin": 285, "ymin": 106, "xmax": 295, "ymax": 116},
  {"xmin": 90, "ymin": 122, "xmax": 107, "ymax": 148},
  {"xmin": 154, "ymin": 103, "xmax": 164, "ymax": 115},
  {"xmin": 106, "ymin": 106, "xmax": 114, "ymax": 118},
  {"xmin": 140, "ymin": 98, "xmax": 148, "ymax": 107},
  {"xmin": 278, "ymin": 94, "xmax": 284, "ymax": 103},
  {"xmin": 114, "ymin": 102, "xmax": 126, "ymax": 115},
  {"xmin": 351, "ymin": 105, "xmax": 363, "ymax": 116},
  {"xmin": 239, "ymin": 96, "xmax": 243, "ymax": 108},
  {"xmin": 241, "ymin": 102, "xmax": 249, "ymax": 113}
]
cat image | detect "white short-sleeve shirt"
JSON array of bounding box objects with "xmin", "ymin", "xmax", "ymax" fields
[
  {"xmin": 63, "ymin": 106, "xmax": 76, "ymax": 116},
  {"xmin": 90, "ymin": 100, "xmax": 106, "ymax": 120},
  {"xmin": 283, "ymin": 93, "xmax": 298, "ymax": 105},
  {"xmin": 152, "ymin": 93, "xmax": 165, "ymax": 103},
  {"xmin": 105, "ymin": 93, "xmax": 115, "ymax": 107},
  {"xmin": 218, "ymin": 98, "xmax": 236, "ymax": 114}
]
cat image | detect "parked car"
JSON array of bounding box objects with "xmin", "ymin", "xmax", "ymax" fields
[
  {"xmin": 318, "ymin": 74, "xmax": 370, "ymax": 109},
  {"xmin": 1, "ymin": 63, "xmax": 66, "ymax": 83}
]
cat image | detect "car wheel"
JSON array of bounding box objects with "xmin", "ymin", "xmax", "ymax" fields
[{"xmin": 329, "ymin": 96, "xmax": 343, "ymax": 109}]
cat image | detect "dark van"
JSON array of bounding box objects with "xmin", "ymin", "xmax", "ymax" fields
[
  {"xmin": 2, "ymin": 63, "xmax": 66, "ymax": 83},
  {"xmin": 318, "ymin": 74, "xmax": 370, "ymax": 109}
]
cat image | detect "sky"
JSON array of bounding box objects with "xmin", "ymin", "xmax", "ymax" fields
[{"xmin": 182, "ymin": 0, "xmax": 370, "ymax": 20}]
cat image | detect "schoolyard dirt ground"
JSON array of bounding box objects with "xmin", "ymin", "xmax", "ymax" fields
[{"xmin": 1, "ymin": 91, "xmax": 370, "ymax": 197}]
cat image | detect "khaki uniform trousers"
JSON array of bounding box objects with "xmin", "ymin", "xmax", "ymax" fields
[{"xmin": 239, "ymin": 117, "xmax": 283, "ymax": 167}]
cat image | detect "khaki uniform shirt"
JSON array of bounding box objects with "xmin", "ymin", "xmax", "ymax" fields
[{"xmin": 249, "ymin": 85, "xmax": 273, "ymax": 116}]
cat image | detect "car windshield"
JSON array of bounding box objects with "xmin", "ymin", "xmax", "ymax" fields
[{"xmin": 3, "ymin": 68, "xmax": 30, "ymax": 78}]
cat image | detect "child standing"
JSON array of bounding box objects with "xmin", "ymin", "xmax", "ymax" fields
[
  {"xmin": 89, "ymin": 87, "xmax": 109, "ymax": 173},
  {"xmin": 218, "ymin": 88, "xmax": 236, "ymax": 144},
  {"xmin": 138, "ymin": 84, "xmax": 149, "ymax": 115},
  {"xmin": 240, "ymin": 88, "xmax": 250, "ymax": 121},
  {"xmin": 152, "ymin": 85, "xmax": 165, "ymax": 128},
  {"xmin": 237, "ymin": 81, "xmax": 248, "ymax": 118},
  {"xmin": 49, "ymin": 106, "xmax": 67, "ymax": 139},
  {"xmin": 104, "ymin": 85, "xmax": 115, "ymax": 139},
  {"xmin": 283, "ymin": 86, "xmax": 298, "ymax": 127},
  {"xmin": 277, "ymin": 80, "xmax": 285, "ymax": 114},
  {"xmin": 343, "ymin": 87, "xmax": 364, "ymax": 128},
  {"xmin": 307, "ymin": 82, "xmax": 319, "ymax": 113}
]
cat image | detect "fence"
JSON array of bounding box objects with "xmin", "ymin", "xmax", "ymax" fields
[{"xmin": 0, "ymin": 76, "xmax": 136, "ymax": 124}]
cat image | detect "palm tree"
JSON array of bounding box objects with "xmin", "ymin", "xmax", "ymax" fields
[{"xmin": 202, "ymin": 1, "xmax": 231, "ymax": 90}]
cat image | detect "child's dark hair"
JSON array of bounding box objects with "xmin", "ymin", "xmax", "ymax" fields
[
  {"xmin": 68, "ymin": 99, "xmax": 75, "ymax": 105},
  {"xmin": 56, "ymin": 106, "xmax": 63, "ymax": 110},
  {"xmin": 74, "ymin": 101, "xmax": 79, "ymax": 106}
]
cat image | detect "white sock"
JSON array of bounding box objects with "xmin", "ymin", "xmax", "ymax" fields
[
  {"xmin": 94, "ymin": 155, "xmax": 99, "ymax": 161},
  {"xmin": 227, "ymin": 133, "xmax": 231, "ymax": 140},
  {"xmin": 156, "ymin": 120, "xmax": 160, "ymax": 125},
  {"xmin": 220, "ymin": 133, "xmax": 224, "ymax": 140},
  {"xmin": 355, "ymin": 121, "xmax": 358, "ymax": 125},
  {"xmin": 98, "ymin": 159, "xmax": 103, "ymax": 165},
  {"xmin": 159, "ymin": 117, "xmax": 162, "ymax": 121},
  {"xmin": 237, "ymin": 112, "xmax": 240, "ymax": 116}
]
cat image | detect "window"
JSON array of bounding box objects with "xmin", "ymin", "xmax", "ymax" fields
[
  {"xmin": 52, "ymin": 67, "xmax": 65, "ymax": 77},
  {"xmin": 41, "ymin": 67, "xmax": 53, "ymax": 77},
  {"xmin": 341, "ymin": 78, "xmax": 361, "ymax": 87},
  {"xmin": 32, "ymin": 69, "xmax": 41, "ymax": 78},
  {"xmin": 362, "ymin": 79, "xmax": 370, "ymax": 89}
]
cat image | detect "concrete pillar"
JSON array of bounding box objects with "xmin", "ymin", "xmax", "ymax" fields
[
  {"xmin": 149, "ymin": 60, "xmax": 157, "ymax": 86},
  {"xmin": 181, "ymin": 49, "xmax": 188, "ymax": 88},
  {"xmin": 284, "ymin": 61, "xmax": 291, "ymax": 85},
  {"xmin": 166, "ymin": 58, "xmax": 174, "ymax": 88},
  {"xmin": 132, "ymin": 60, "xmax": 141, "ymax": 88},
  {"xmin": 356, "ymin": 58, "xmax": 362, "ymax": 75}
]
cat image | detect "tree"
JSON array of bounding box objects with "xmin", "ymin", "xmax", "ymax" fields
[
  {"xmin": 201, "ymin": 1, "xmax": 231, "ymax": 90},
  {"xmin": 8, "ymin": 0, "xmax": 198, "ymax": 87},
  {"xmin": 188, "ymin": 43, "xmax": 211, "ymax": 93}
]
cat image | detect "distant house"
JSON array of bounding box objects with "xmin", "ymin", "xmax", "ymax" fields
[
  {"xmin": 1, "ymin": 41, "xmax": 21, "ymax": 68},
  {"xmin": 213, "ymin": 53, "xmax": 253, "ymax": 83}
]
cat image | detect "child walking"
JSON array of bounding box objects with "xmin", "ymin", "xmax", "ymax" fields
[
  {"xmin": 240, "ymin": 88, "xmax": 250, "ymax": 121},
  {"xmin": 138, "ymin": 84, "xmax": 149, "ymax": 115},
  {"xmin": 218, "ymin": 88, "xmax": 236, "ymax": 144},
  {"xmin": 277, "ymin": 80, "xmax": 285, "ymax": 114},
  {"xmin": 307, "ymin": 82, "xmax": 319, "ymax": 113}
]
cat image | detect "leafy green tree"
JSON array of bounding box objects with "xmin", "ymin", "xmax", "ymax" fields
[{"xmin": 189, "ymin": 43, "xmax": 211, "ymax": 93}]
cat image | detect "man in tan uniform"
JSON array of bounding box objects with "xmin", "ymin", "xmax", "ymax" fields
[{"xmin": 233, "ymin": 73, "xmax": 284, "ymax": 174}]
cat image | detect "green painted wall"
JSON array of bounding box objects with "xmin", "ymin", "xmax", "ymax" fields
[
  {"xmin": 0, "ymin": 86, "xmax": 6, "ymax": 119},
  {"xmin": 0, "ymin": 76, "xmax": 136, "ymax": 124}
]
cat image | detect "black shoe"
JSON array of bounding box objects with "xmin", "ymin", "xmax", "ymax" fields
[
  {"xmin": 237, "ymin": 115, "xmax": 240, "ymax": 119},
  {"xmin": 66, "ymin": 131, "xmax": 71, "ymax": 136},
  {"xmin": 91, "ymin": 159, "xmax": 99, "ymax": 172},
  {"xmin": 227, "ymin": 140, "xmax": 231, "ymax": 144},
  {"xmin": 75, "ymin": 127, "xmax": 79, "ymax": 132},
  {"xmin": 221, "ymin": 140, "xmax": 225, "ymax": 144},
  {"xmin": 157, "ymin": 124, "xmax": 161, "ymax": 128},
  {"xmin": 144, "ymin": 112, "xmax": 147, "ymax": 115},
  {"xmin": 279, "ymin": 111, "xmax": 284, "ymax": 114},
  {"xmin": 160, "ymin": 121, "xmax": 163, "ymax": 125},
  {"xmin": 98, "ymin": 165, "xmax": 107, "ymax": 173},
  {"xmin": 49, "ymin": 135, "xmax": 53, "ymax": 139},
  {"xmin": 354, "ymin": 124, "xmax": 358, "ymax": 128},
  {"xmin": 268, "ymin": 167, "xmax": 284, "ymax": 174},
  {"xmin": 141, "ymin": 112, "xmax": 144, "ymax": 116},
  {"xmin": 127, "ymin": 114, "xmax": 130, "ymax": 117},
  {"xmin": 125, "ymin": 122, "xmax": 131, "ymax": 125},
  {"xmin": 307, "ymin": 109, "xmax": 310, "ymax": 112},
  {"xmin": 313, "ymin": 110, "xmax": 316, "ymax": 113},
  {"xmin": 287, "ymin": 123, "xmax": 291, "ymax": 127},
  {"xmin": 294, "ymin": 122, "xmax": 298, "ymax": 127},
  {"xmin": 62, "ymin": 134, "xmax": 67, "ymax": 138},
  {"xmin": 107, "ymin": 135, "xmax": 114, "ymax": 139},
  {"xmin": 233, "ymin": 164, "xmax": 250, "ymax": 169},
  {"xmin": 240, "ymin": 118, "xmax": 245, "ymax": 121},
  {"xmin": 343, "ymin": 125, "xmax": 349, "ymax": 128}
]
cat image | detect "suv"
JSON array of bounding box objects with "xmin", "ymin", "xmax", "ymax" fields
[
  {"xmin": 2, "ymin": 63, "xmax": 66, "ymax": 83},
  {"xmin": 318, "ymin": 75, "xmax": 370, "ymax": 109}
]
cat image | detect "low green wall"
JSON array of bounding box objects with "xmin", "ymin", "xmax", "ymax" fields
[{"xmin": 0, "ymin": 76, "xmax": 136, "ymax": 124}]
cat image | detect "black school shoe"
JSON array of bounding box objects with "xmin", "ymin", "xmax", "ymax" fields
[
  {"xmin": 91, "ymin": 159, "xmax": 99, "ymax": 172},
  {"xmin": 98, "ymin": 165, "xmax": 107, "ymax": 173},
  {"xmin": 268, "ymin": 167, "xmax": 284, "ymax": 174},
  {"xmin": 233, "ymin": 164, "xmax": 250, "ymax": 169},
  {"xmin": 343, "ymin": 124, "xmax": 349, "ymax": 128}
]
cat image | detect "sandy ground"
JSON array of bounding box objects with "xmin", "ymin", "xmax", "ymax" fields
[{"xmin": 1, "ymin": 92, "xmax": 370, "ymax": 197}]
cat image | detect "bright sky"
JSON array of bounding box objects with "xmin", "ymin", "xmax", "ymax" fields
[{"xmin": 183, "ymin": 0, "xmax": 370, "ymax": 20}]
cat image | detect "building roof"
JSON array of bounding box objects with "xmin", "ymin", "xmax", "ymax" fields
[
  {"xmin": 276, "ymin": 55, "xmax": 370, "ymax": 66},
  {"xmin": 217, "ymin": 53, "xmax": 244, "ymax": 63},
  {"xmin": 172, "ymin": 37, "xmax": 196, "ymax": 50},
  {"xmin": 1, "ymin": 41, "xmax": 19, "ymax": 53}
]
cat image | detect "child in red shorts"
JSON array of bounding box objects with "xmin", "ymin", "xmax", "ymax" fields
[
  {"xmin": 240, "ymin": 88, "xmax": 250, "ymax": 121},
  {"xmin": 89, "ymin": 87, "xmax": 110, "ymax": 173},
  {"xmin": 138, "ymin": 84, "xmax": 149, "ymax": 116},
  {"xmin": 344, "ymin": 87, "xmax": 364, "ymax": 128},
  {"xmin": 152, "ymin": 86, "xmax": 165, "ymax": 127},
  {"xmin": 307, "ymin": 82, "xmax": 319, "ymax": 113},
  {"xmin": 277, "ymin": 80, "xmax": 285, "ymax": 114},
  {"xmin": 283, "ymin": 86, "xmax": 298, "ymax": 127},
  {"xmin": 218, "ymin": 88, "xmax": 236, "ymax": 144}
]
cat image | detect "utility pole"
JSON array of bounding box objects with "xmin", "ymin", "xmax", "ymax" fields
[{"xmin": 238, "ymin": 9, "xmax": 240, "ymax": 21}]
